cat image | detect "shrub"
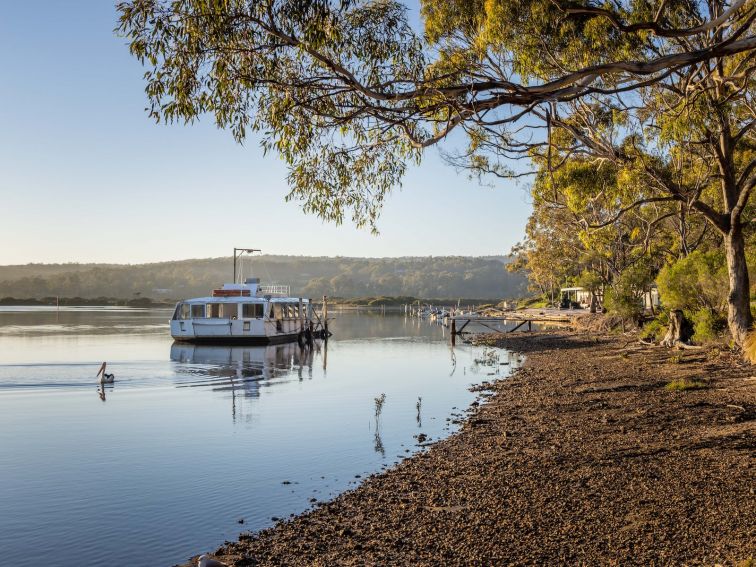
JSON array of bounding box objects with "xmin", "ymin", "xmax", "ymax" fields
[
  {"xmin": 691, "ymin": 308, "xmax": 727, "ymax": 343},
  {"xmin": 640, "ymin": 312, "xmax": 669, "ymax": 342},
  {"xmin": 656, "ymin": 251, "xmax": 728, "ymax": 312},
  {"xmin": 604, "ymin": 285, "xmax": 643, "ymax": 321},
  {"xmin": 517, "ymin": 296, "xmax": 549, "ymax": 309},
  {"xmin": 605, "ymin": 261, "xmax": 655, "ymax": 321}
]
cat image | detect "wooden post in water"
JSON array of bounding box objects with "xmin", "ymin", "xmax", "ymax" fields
[
  {"xmin": 451, "ymin": 318, "xmax": 456, "ymax": 346},
  {"xmin": 322, "ymin": 295, "xmax": 329, "ymax": 338}
]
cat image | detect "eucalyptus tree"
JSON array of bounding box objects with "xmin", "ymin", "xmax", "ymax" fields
[
  {"xmin": 117, "ymin": 0, "xmax": 755, "ymax": 341},
  {"xmin": 423, "ymin": 0, "xmax": 756, "ymax": 344},
  {"xmin": 507, "ymin": 206, "xmax": 583, "ymax": 302},
  {"xmin": 511, "ymin": 157, "xmax": 703, "ymax": 307},
  {"xmin": 519, "ymin": 44, "xmax": 756, "ymax": 343}
]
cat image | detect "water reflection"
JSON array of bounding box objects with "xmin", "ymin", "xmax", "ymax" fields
[
  {"xmin": 0, "ymin": 310, "xmax": 515, "ymax": 567},
  {"xmin": 169, "ymin": 341, "xmax": 327, "ymax": 393},
  {"xmin": 372, "ymin": 393, "xmax": 387, "ymax": 457},
  {"xmin": 0, "ymin": 306, "xmax": 170, "ymax": 337},
  {"xmin": 373, "ymin": 430, "xmax": 385, "ymax": 456}
]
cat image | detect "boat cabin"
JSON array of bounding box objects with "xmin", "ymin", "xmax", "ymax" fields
[{"xmin": 170, "ymin": 278, "xmax": 315, "ymax": 344}]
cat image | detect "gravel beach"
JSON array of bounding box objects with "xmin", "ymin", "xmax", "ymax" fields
[{"xmin": 187, "ymin": 332, "xmax": 755, "ymax": 566}]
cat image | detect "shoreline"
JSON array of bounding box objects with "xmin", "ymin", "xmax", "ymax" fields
[{"xmin": 187, "ymin": 332, "xmax": 755, "ymax": 566}]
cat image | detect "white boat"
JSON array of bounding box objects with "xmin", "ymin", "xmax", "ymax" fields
[
  {"xmin": 170, "ymin": 278, "xmax": 320, "ymax": 344},
  {"xmin": 170, "ymin": 250, "xmax": 325, "ymax": 344}
]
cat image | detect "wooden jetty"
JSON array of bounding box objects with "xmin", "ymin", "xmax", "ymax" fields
[{"xmin": 450, "ymin": 308, "xmax": 576, "ymax": 336}]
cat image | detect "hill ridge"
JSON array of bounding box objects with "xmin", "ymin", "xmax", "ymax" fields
[{"xmin": 0, "ymin": 255, "xmax": 526, "ymax": 300}]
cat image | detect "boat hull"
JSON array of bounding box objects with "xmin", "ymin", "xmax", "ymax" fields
[{"xmin": 171, "ymin": 332, "xmax": 302, "ymax": 345}]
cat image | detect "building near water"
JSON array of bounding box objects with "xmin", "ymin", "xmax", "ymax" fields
[
  {"xmin": 560, "ymin": 285, "xmax": 661, "ymax": 311},
  {"xmin": 559, "ymin": 287, "xmax": 595, "ymax": 308}
]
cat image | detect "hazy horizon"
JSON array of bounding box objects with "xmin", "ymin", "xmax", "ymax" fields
[{"xmin": 0, "ymin": 252, "xmax": 513, "ymax": 268}]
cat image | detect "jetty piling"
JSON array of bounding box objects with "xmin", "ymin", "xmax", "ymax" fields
[{"xmin": 323, "ymin": 295, "xmax": 329, "ymax": 338}]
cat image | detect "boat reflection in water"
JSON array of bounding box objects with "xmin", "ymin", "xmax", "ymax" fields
[
  {"xmin": 169, "ymin": 341, "xmax": 325, "ymax": 397},
  {"xmin": 170, "ymin": 341, "xmax": 326, "ymax": 422}
]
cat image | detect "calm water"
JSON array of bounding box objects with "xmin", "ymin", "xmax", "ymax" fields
[{"xmin": 0, "ymin": 307, "xmax": 519, "ymax": 566}]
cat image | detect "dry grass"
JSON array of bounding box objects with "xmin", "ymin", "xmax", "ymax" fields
[
  {"xmin": 665, "ymin": 378, "xmax": 707, "ymax": 391},
  {"xmin": 743, "ymin": 329, "xmax": 756, "ymax": 364}
]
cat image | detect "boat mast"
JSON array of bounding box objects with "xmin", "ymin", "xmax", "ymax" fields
[{"xmin": 233, "ymin": 247, "xmax": 261, "ymax": 283}]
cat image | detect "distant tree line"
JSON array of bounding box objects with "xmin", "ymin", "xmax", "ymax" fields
[
  {"xmin": 0, "ymin": 296, "xmax": 167, "ymax": 307},
  {"xmin": 0, "ymin": 256, "xmax": 526, "ymax": 301}
]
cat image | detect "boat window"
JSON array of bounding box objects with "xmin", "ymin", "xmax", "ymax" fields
[
  {"xmin": 272, "ymin": 303, "xmax": 283, "ymax": 319},
  {"xmin": 221, "ymin": 304, "xmax": 238, "ymax": 319},
  {"xmin": 172, "ymin": 304, "xmax": 182, "ymax": 320},
  {"xmin": 191, "ymin": 304, "xmax": 205, "ymax": 318},
  {"xmin": 206, "ymin": 303, "xmax": 222, "ymax": 318},
  {"xmin": 178, "ymin": 303, "xmax": 190, "ymax": 320},
  {"xmin": 242, "ymin": 304, "xmax": 263, "ymax": 318}
]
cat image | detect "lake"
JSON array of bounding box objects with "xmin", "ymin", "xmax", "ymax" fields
[{"xmin": 0, "ymin": 307, "xmax": 519, "ymax": 566}]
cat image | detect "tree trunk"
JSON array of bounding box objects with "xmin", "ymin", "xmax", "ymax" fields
[
  {"xmin": 662, "ymin": 309, "xmax": 687, "ymax": 346},
  {"xmin": 589, "ymin": 292, "xmax": 597, "ymax": 314},
  {"xmin": 647, "ymin": 289, "xmax": 655, "ymax": 316},
  {"xmin": 724, "ymin": 225, "xmax": 752, "ymax": 347}
]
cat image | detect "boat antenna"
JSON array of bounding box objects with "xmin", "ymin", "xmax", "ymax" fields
[{"xmin": 233, "ymin": 248, "xmax": 260, "ymax": 283}]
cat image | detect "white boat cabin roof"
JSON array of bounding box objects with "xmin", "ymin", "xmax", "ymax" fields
[
  {"xmin": 180, "ymin": 296, "xmax": 310, "ymax": 304},
  {"xmin": 179, "ymin": 280, "xmax": 310, "ymax": 305}
]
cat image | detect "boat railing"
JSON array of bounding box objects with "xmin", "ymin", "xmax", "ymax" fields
[{"xmin": 258, "ymin": 285, "xmax": 291, "ymax": 297}]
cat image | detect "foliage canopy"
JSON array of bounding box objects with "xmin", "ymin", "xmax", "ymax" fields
[{"xmin": 117, "ymin": 0, "xmax": 756, "ymax": 228}]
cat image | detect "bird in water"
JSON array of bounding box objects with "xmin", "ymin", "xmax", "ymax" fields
[
  {"xmin": 96, "ymin": 361, "xmax": 115, "ymax": 384},
  {"xmin": 198, "ymin": 554, "xmax": 228, "ymax": 567}
]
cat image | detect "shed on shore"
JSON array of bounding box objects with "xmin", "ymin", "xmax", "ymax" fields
[
  {"xmin": 560, "ymin": 287, "xmax": 594, "ymax": 308},
  {"xmin": 560, "ymin": 285, "xmax": 661, "ymax": 311}
]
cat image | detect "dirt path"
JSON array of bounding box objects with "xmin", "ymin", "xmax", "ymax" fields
[{"xmin": 188, "ymin": 333, "xmax": 755, "ymax": 566}]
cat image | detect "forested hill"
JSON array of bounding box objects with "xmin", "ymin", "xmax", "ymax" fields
[{"xmin": 0, "ymin": 256, "xmax": 527, "ymax": 300}]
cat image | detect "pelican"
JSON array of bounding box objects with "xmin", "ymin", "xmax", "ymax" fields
[
  {"xmin": 198, "ymin": 555, "xmax": 228, "ymax": 567},
  {"xmin": 96, "ymin": 362, "xmax": 115, "ymax": 384}
]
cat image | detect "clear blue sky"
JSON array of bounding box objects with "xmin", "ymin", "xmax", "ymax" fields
[{"xmin": 0, "ymin": 1, "xmax": 532, "ymax": 265}]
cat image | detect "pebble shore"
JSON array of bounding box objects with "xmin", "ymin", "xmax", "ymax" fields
[{"xmin": 185, "ymin": 332, "xmax": 755, "ymax": 566}]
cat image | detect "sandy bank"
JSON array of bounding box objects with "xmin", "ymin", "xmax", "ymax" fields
[{"xmin": 186, "ymin": 332, "xmax": 755, "ymax": 566}]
